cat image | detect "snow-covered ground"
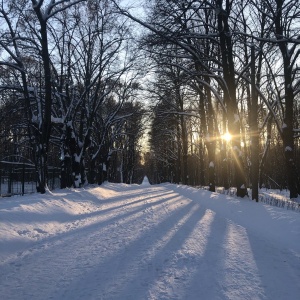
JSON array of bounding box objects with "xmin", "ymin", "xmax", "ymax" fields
[{"xmin": 0, "ymin": 178, "xmax": 299, "ymax": 300}]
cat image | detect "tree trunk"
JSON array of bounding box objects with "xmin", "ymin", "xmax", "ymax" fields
[
  {"xmin": 88, "ymin": 158, "xmax": 96, "ymax": 184},
  {"xmin": 72, "ymin": 155, "xmax": 81, "ymax": 188},
  {"xmin": 274, "ymin": 0, "xmax": 299, "ymax": 198},
  {"xmin": 176, "ymin": 122, "xmax": 182, "ymax": 183},
  {"xmin": 217, "ymin": 0, "xmax": 247, "ymax": 197},
  {"xmin": 31, "ymin": 5, "xmax": 53, "ymax": 193},
  {"xmin": 120, "ymin": 153, "xmax": 124, "ymax": 183},
  {"xmin": 281, "ymin": 62, "xmax": 299, "ymax": 198},
  {"xmin": 181, "ymin": 114, "xmax": 188, "ymax": 184},
  {"xmin": 205, "ymin": 76, "xmax": 216, "ymax": 192},
  {"xmin": 250, "ymin": 45, "xmax": 259, "ymax": 201},
  {"xmin": 259, "ymin": 117, "xmax": 272, "ymax": 188},
  {"xmin": 198, "ymin": 83, "xmax": 207, "ymax": 187}
]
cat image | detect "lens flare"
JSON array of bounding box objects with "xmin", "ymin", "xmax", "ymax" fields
[{"xmin": 222, "ymin": 132, "xmax": 232, "ymax": 141}]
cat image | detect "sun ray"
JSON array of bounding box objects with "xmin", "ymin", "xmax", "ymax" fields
[{"xmin": 222, "ymin": 132, "xmax": 232, "ymax": 142}]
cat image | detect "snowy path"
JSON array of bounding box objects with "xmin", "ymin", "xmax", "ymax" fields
[{"xmin": 0, "ymin": 182, "xmax": 300, "ymax": 300}]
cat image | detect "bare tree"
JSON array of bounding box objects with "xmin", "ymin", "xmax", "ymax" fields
[{"xmin": 0, "ymin": 0, "xmax": 87, "ymax": 193}]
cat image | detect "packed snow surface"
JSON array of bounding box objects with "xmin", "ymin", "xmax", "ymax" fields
[{"xmin": 1, "ymin": 180, "xmax": 300, "ymax": 300}]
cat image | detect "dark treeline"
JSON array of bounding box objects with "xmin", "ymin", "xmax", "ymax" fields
[
  {"xmin": 1, "ymin": 0, "xmax": 300, "ymax": 199},
  {"xmin": 0, "ymin": 0, "xmax": 146, "ymax": 192}
]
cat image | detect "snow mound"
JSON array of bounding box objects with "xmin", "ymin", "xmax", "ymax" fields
[{"xmin": 141, "ymin": 176, "xmax": 150, "ymax": 185}]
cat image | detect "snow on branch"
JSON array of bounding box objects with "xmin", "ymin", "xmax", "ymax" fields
[
  {"xmin": 235, "ymin": 31, "xmax": 300, "ymax": 45},
  {"xmin": 0, "ymin": 84, "xmax": 23, "ymax": 91},
  {"xmin": 0, "ymin": 61, "xmax": 24, "ymax": 73}
]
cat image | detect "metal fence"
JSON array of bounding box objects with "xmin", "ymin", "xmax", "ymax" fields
[
  {"xmin": 200, "ymin": 186, "xmax": 300, "ymax": 212},
  {"xmin": 0, "ymin": 161, "xmax": 60, "ymax": 197}
]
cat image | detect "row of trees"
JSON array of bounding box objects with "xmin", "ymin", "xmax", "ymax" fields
[
  {"xmin": 1, "ymin": 0, "xmax": 300, "ymax": 200},
  {"xmin": 120, "ymin": 0, "xmax": 300, "ymax": 199},
  {"xmin": 0, "ymin": 0, "xmax": 146, "ymax": 193}
]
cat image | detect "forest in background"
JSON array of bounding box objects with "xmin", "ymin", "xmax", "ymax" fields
[{"xmin": 0, "ymin": 0, "xmax": 299, "ymax": 199}]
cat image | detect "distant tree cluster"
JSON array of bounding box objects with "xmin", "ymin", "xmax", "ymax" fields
[{"xmin": 0, "ymin": 0, "xmax": 145, "ymax": 193}]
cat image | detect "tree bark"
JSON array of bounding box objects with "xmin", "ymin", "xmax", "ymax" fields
[
  {"xmin": 32, "ymin": 4, "xmax": 53, "ymax": 193},
  {"xmin": 274, "ymin": 0, "xmax": 299, "ymax": 198},
  {"xmin": 250, "ymin": 44, "xmax": 259, "ymax": 201},
  {"xmin": 206, "ymin": 78, "xmax": 216, "ymax": 192}
]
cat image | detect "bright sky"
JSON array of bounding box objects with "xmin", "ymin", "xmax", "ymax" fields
[{"xmin": 120, "ymin": 0, "xmax": 146, "ymax": 18}]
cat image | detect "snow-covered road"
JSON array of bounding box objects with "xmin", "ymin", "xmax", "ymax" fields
[{"xmin": 1, "ymin": 181, "xmax": 300, "ymax": 299}]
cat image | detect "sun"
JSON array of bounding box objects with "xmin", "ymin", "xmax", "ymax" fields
[{"xmin": 222, "ymin": 132, "xmax": 232, "ymax": 142}]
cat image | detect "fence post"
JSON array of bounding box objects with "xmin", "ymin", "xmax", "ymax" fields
[
  {"xmin": 0, "ymin": 165, "xmax": 1, "ymax": 196},
  {"xmin": 8, "ymin": 166, "xmax": 12, "ymax": 194},
  {"xmin": 22, "ymin": 163, "xmax": 25, "ymax": 196},
  {"xmin": 52, "ymin": 168, "xmax": 55, "ymax": 190}
]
